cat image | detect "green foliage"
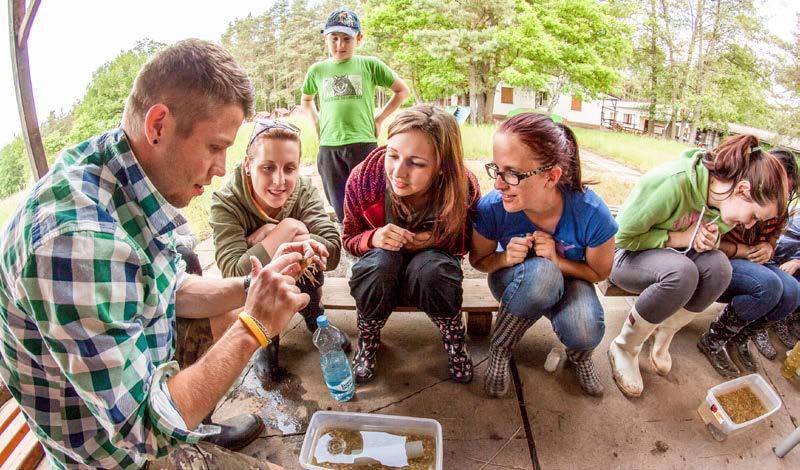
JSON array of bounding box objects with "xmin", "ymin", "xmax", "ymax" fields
[
  {"xmin": 0, "ymin": 137, "xmax": 31, "ymax": 199},
  {"xmin": 68, "ymin": 40, "xmax": 162, "ymax": 143},
  {"xmin": 504, "ymin": 0, "xmax": 632, "ymax": 106}
]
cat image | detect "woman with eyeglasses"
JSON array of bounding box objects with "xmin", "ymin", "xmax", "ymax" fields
[
  {"xmin": 470, "ymin": 113, "xmax": 617, "ymax": 397},
  {"xmin": 342, "ymin": 105, "xmax": 480, "ymax": 384},
  {"xmin": 707, "ymin": 148, "xmax": 800, "ymax": 377},
  {"xmin": 209, "ymin": 119, "xmax": 344, "ymax": 384},
  {"xmin": 607, "ymin": 135, "xmax": 788, "ymax": 397}
]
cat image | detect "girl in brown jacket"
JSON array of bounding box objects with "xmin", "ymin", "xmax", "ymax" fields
[{"xmin": 210, "ymin": 119, "xmax": 345, "ymax": 385}]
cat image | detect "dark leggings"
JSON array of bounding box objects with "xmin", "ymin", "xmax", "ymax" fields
[{"xmin": 349, "ymin": 248, "xmax": 463, "ymax": 321}]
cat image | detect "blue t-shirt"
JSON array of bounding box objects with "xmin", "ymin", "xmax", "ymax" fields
[{"xmin": 473, "ymin": 187, "xmax": 618, "ymax": 262}]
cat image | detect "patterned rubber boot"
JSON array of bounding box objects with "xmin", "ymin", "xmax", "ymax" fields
[
  {"xmin": 566, "ymin": 349, "xmax": 604, "ymax": 397},
  {"xmin": 352, "ymin": 317, "xmax": 387, "ymax": 384},
  {"xmin": 431, "ymin": 315, "xmax": 473, "ymax": 384},
  {"xmin": 773, "ymin": 320, "xmax": 797, "ymax": 349},
  {"xmin": 697, "ymin": 305, "xmax": 749, "ymax": 378},
  {"xmin": 752, "ymin": 327, "xmax": 778, "ymax": 360},
  {"xmin": 788, "ymin": 312, "xmax": 800, "ymax": 340},
  {"xmin": 484, "ymin": 308, "xmax": 535, "ymax": 398},
  {"xmin": 728, "ymin": 317, "xmax": 772, "ymax": 371}
]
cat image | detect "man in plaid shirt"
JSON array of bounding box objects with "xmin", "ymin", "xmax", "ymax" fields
[{"xmin": 0, "ymin": 40, "xmax": 322, "ymax": 469}]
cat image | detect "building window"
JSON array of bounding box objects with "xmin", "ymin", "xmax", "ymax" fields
[
  {"xmin": 571, "ymin": 96, "xmax": 582, "ymax": 111},
  {"xmin": 623, "ymin": 113, "xmax": 633, "ymax": 125},
  {"xmin": 501, "ymin": 87, "xmax": 514, "ymax": 104}
]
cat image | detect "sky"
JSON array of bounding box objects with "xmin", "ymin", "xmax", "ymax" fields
[
  {"xmin": 0, "ymin": 0, "xmax": 799, "ymax": 149},
  {"xmin": 0, "ymin": 0, "xmax": 270, "ymax": 147}
]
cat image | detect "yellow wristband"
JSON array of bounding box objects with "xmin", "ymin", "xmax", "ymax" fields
[{"xmin": 238, "ymin": 312, "xmax": 271, "ymax": 348}]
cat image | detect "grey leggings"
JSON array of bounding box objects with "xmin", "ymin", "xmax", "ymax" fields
[{"xmin": 609, "ymin": 248, "xmax": 732, "ymax": 323}]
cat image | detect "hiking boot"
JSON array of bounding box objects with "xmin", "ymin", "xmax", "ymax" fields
[{"xmin": 773, "ymin": 320, "xmax": 796, "ymax": 349}]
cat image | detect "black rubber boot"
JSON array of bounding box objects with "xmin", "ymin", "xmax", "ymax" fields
[
  {"xmin": 201, "ymin": 413, "xmax": 264, "ymax": 451},
  {"xmin": 697, "ymin": 305, "xmax": 750, "ymax": 378},
  {"xmin": 788, "ymin": 311, "xmax": 800, "ymax": 340},
  {"xmin": 254, "ymin": 336, "xmax": 285, "ymax": 384},
  {"xmin": 728, "ymin": 317, "xmax": 769, "ymax": 372}
]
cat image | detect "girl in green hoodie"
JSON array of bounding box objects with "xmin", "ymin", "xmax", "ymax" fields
[
  {"xmin": 210, "ymin": 119, "xmax": 344, "ymax": 385},
  {"xmin": 607, "ymin": 135, "xmax": 788, "ymax": 398}
]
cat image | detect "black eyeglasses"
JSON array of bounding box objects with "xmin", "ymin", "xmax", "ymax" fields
[
  {"xmin": 246, "ymin": 119, "xmax": 301, "ymax": 154},
  {"xmin": 485, "ymin": 162, "xmax": 555, "ymax": 186}
]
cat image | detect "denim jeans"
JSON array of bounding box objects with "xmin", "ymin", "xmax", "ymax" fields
[
  {"xmin": 717, "ymin": 259, "xmax": 800, "ymax": 322},
  {"xmin": 349, "ymin": 248, "xmax": 463, "ymax": 321},
  {"xmin": 487, "ymin": 256, "xmax": 605, "ymax": 351}
]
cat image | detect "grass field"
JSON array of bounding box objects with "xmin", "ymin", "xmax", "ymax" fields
[
  {"xmin": 571, "ymin": 127, "xmax": 692, "ymax": 171},
  {"xmin": 0, "ymin": 191, "xmax": 25, "ymax": 230}
]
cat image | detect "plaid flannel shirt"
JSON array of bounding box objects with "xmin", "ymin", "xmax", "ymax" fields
[{"xmin": 0, "ymin": 128, "xmax": 209, "ymax": 468}]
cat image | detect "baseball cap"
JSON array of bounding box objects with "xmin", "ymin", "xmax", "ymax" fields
[{"xmin": 322, "ymin": 8, "xmax": 361, "ymax": 37}]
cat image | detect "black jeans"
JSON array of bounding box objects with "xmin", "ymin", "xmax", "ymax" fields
[
  {"xmin": 349, "ymin": 248, "xmax": 464, "ymax": 321},
  {"xmin": 317, "ymin": 142, "xmax": 378, "ymax": 222}
]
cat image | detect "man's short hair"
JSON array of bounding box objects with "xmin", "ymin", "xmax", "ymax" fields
[{"xmin": 122, "ymin": 39, "xmax": 255, "ymax": 137}]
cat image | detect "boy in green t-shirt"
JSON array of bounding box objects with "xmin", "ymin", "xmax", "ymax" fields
[{"xmin": 301, "ymin": 7, "xmax": 410, "ymax": 222}]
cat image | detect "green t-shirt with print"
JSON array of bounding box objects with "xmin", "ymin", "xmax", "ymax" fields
[{"xmin": 302, "ymin": 55, "xmax": 396, "ymax": 146}]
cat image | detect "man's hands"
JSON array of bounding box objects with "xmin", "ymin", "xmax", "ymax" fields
[
  {"xmin": 243, "ymin": 254, "xmax": 307, "ymax": 339},
  {"xmin": 242, "ymin": 240, "xmax": 329, "ymax": 338}
]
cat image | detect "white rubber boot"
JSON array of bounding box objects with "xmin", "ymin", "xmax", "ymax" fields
[
  {"xmin": 649, "ymin": 308, "xmax": 696, "ymax": 376},
  {"xmin": 608, "ymin": 307, "xmax": 659, "ymax": 398}
]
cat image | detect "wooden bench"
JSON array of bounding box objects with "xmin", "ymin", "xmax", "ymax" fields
[
  {"xmin": 322, "ymin": 277, "xmax": 497, "ymax": 336},
  {"xmin": 0, "ymin": 392, "xmax": 44, "ymax": 470}
]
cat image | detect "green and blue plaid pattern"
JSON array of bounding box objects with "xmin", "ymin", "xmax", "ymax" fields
[{"xmin": 0, "ymin": 128, "xmax": 202, "ymax": 468}]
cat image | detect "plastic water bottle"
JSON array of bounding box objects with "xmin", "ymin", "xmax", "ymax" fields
[{"xmin": 313, "ymin": 315, "xmax": 355, "ymax": 402}]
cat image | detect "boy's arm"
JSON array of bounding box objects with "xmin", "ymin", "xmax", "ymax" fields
[
  {"xmin": 300, "ymin": 94, "xmax": 320, "ymax": 138},
  {"xmin": 374, "ymin": 77, "xmax": 410, "ymax": 137}
]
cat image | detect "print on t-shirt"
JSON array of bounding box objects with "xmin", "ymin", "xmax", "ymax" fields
[{"xmin": 323, "ymin": 75, "xmax": 363, "ymax": 100}]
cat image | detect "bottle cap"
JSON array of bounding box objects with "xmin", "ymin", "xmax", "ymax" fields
[{"xmin": 316, "ymin": 315, "xmax": 329, "ymax": 328}]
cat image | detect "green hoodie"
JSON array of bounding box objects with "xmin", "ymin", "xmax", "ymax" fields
[
  {"xmin": 616, "ymin": 149, "xmax": 733, "ymax": 251},
  {"xmin": 210, "ymin": 162, "xmax": 341, "ymax": 277}
]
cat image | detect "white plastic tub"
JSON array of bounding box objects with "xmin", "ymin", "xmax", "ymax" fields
[
  {"xmin": 299, "ymin": 411, "xmax": 443, "ymax": 470},
  {"xmin": 697, "ymin": 373, "xmax": 782, "ymax": 441}
]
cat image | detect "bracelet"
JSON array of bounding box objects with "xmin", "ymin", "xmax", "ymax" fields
[{"xmin": 238, "ymin": 311, "xmax": 271, "ymax": 348}]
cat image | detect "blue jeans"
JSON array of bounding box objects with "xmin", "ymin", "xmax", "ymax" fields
[
  {"xmin": 487, "ymin": 257, "xmax": 605, "ymax": 351},
  {"xmin": 717, "ymin": 259, "xmax": 800, "ymax": 322}
]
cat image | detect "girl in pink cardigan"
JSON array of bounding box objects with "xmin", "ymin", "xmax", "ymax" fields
[{"xmin": 342, "ymin": 105, "xmax": 480, "ymax": 384}]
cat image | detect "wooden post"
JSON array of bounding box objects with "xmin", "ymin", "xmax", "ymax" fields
[{"xmin": 9, "ymin": 0, "xmax": 47, "ymax": 180}]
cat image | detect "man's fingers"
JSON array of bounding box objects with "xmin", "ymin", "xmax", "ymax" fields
[
  {"xmin": 250, "ymin": 256, "xmax": 263, "ymax": 276},
  {"xmin": 267, "ymin": 252, "xmax": 304, "ymax": 274}
]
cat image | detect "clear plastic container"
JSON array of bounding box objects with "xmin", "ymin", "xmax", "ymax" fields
[
  {"xmin": 696, "ymin": 373, "xmax": 782, "ymax": 441},
  {"xmin": 299, "ymin": 411, "xmax": 443, "ymax": 470}
]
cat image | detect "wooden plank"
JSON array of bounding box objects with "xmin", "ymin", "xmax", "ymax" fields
[
  {"xmin": 597, "ymin": 279, "xmax": 636, "ymax": 297},
  {"xmin": 0, "ymin": 412, "xmax": 29, "ymax": 466},
  {"xmin": 9, "ymin": 0, "xmax": 49, "ymax": 180},
  {"xmin": 1, "ymin": 431, "xmax": 43, "ymax": 470},
  {"xmin": 322, "ymin": 277, "xmax": 498, "ymax": 312},
  {"xmin": 0, "ymin": 402, "xmax": 21, "ymax": 436}
]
